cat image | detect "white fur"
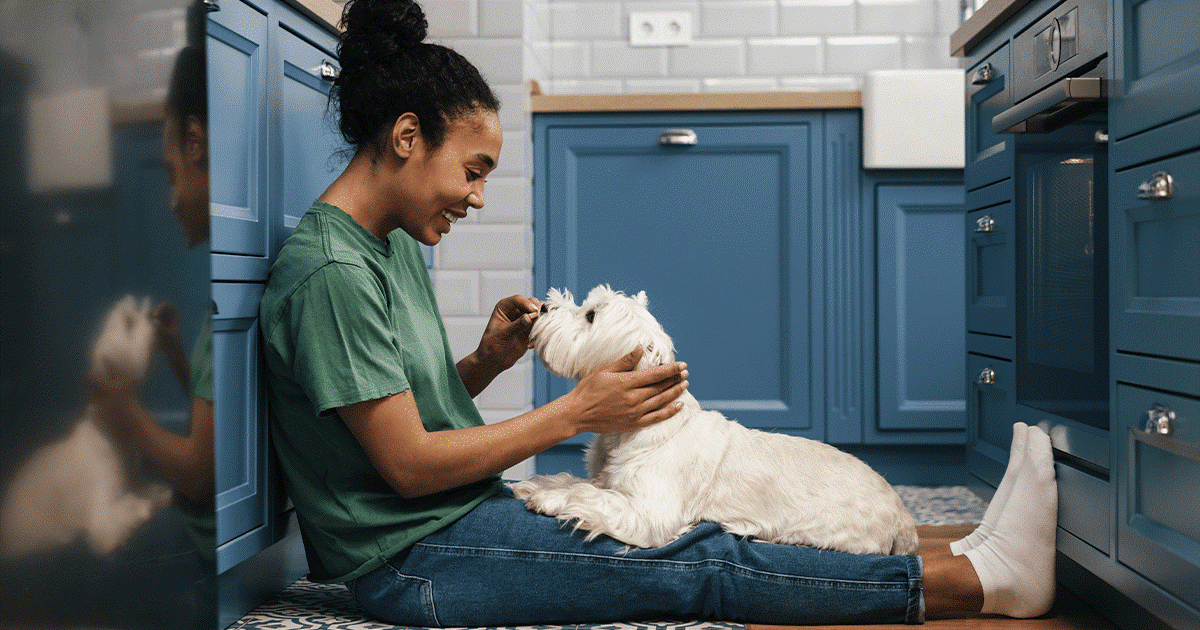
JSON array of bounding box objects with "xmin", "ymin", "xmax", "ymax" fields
[
  {"xmin": 510, "ymin": 285, "xmax": 918, "ymax": 555},
  {"xmin": 0, "ymin": 296, "xmax": 171, "ymax": 558}
]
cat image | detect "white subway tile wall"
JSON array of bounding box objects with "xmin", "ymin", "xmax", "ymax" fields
[{"xmin": 331, "ymin": 0, "xmax": 964, "ymax": 480}]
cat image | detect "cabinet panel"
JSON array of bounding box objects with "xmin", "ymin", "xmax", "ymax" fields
[
  {"xmin": 1111, "ymin": 0, "xmax": 1200, "ymax": 140},
  {"xmin": 876, "ymin": 184, "xmax": 966, "ymax": 433},
  {"xmin": 966, "ymin": 353, "xmax": 1015, "ymax": 487},
  {"xmin": 1111, "ymin": 148, "xmax": 1200, "ymax": 362},
  {"xmin": 1116, "ymin": 382, "xmax": 1200, "ymax": 611},
  {"xmin": 965, "ymin": 43, "xmax": 1013, "ymax": 191},
  {"xmin": 535, "ymin": 113, "xmax": 818, "ymax": 436},
  {"xmin": 212, "ymin": 281, "xmax": 267, "ymax": 571},
  {"xmin": 207, "ymin": 0, "xmax": 268, "ymax": 260},
  {"xmin": 276, "ymin": 26, "xmax": 342, "ymax": 252},
  {"xmin": 966, "ymin": 201, "xmax": 1015, "ymax": 337}
]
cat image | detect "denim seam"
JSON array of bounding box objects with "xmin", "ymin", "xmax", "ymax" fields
[
  {"xmin": 382, "ymin": 558, "xmax": 441, "ymax": 626},
  {"xmin": 906, "ymin": 554, "xmax": 924, "ymax": 624},
  {"xmin": 413, "ymin": 542, "xmax": 911, "ymax": 592}
]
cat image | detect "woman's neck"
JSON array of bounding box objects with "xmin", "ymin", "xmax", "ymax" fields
[{"xmin": 318, "ymin": 151, "xmax": 399, "ymax": 240}]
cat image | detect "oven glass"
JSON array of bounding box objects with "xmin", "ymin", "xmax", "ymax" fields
[{"xmin": 1016, "ymin": 122, "xmax": 1108, "ymax": 429}]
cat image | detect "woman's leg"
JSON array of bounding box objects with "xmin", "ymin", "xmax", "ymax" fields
[{"xmin": 351, "ymin": 486, "xmax": 923, "ymax": 627}]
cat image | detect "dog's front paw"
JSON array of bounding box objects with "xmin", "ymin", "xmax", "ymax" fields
[{"xmin": 508, "ymin": 473, "xmax": 587, "ymax": 517}]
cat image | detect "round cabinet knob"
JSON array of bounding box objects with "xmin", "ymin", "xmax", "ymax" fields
[
  {"xmin": 974, "ymin": 215, "xmax": 996, "ymax": 233},
  {"xmin": 1145, "ymin": 405, "xmax": 1175, "ymax": 435},
  {"xmin": 1137, "ymin": 171, "xmax": 1174, "ymax": 200},
  {"xmin": 977, "ymin": 367, "xmax": 997, "ymax": 386}
]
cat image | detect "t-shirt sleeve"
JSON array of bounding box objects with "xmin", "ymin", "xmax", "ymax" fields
[{"xmin": 284, "ymin": 263, "xmax": 411, "ymax": 416}]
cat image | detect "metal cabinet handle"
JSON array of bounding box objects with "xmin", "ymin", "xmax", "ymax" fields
[
  {"xmin": 314, "ymin": 60, "xmax": 339, "ymax": 82},
  {"xmin": 1137, "ymin": 171, "xmax": 1173, "ymax": 200},
  {"xmin": 974, "ymin": 215, "xmax": 996, "ymax": 233},
  {"xmin": 992, "ymin": 77, "xmax": 1106, "ymax": 133},
  {"xmin": 1145, "ymin": 405, "xmax": 1174, "ymax": 435},
  {"xmin": 204, "ymin": 0, "xmax": 219, "ymax": 11},
  {"xmin": 977, "ymin": 367, "xmax": 996, "ymax": 385},
  {"xmin": 658, "ymin": 129, "xmax": 697, "ymax": 146},
  {"xmin": 970, "ymin": 63, "xmax": 993, "ymax": 85}
]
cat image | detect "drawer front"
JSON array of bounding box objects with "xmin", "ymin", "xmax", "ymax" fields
[
  {"xmin": 1115, "ymin": 382, "xmax": 1200, "ymax": 611},
  {"xmin": 1111, "ymin": 147, "xmax": 1200, "ymax": 362},
  {"xmin": 965, "ymin": 43, "xmax": 1014, "ymax": 192},
  {"xmin": 1112, "ymin": 0, "xmax": 1200, "ymax": 140},
  {"xmin": 1055, "ymin": 462, "xmax": 1111, "ymax": 555},
  {"xmin": 966, "ymin": 202, "xmax": 1015, "ymax": 338},
  {"xmin": 966, "ymin": 353, "xmax": 1016, "ymax": 487}
]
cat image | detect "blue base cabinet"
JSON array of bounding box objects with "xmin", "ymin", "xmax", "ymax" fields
[
  {"xmin": 208, "ymin": 0, "xmax": 342, "ymax": 622},
  {"xmin": 532, "ymin": 111, "xmax": 965, "ymax": 477}
]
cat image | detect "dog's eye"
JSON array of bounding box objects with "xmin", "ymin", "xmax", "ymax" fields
[{"xmin": 585, "ymin": 310, "xmax": 595, "ymax": 323}]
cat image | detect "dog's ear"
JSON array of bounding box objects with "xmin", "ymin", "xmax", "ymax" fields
[{"xmin": 635, "ymin": 291, "xmax": 648, "ymax": 307}]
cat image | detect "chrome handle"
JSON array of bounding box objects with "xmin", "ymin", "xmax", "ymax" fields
[
  {"xmin": 977, "ymin": 367, "xmax": 996, "ymax": 386},
  {"xmin": 1145, "ymin": 405, "xmax": 1174, "ymax": 435},
  {"xmin": 970, "ymin": 63, "xmax": 993, "ymax": 85},
  {"xmin": 204, "ymin": 0, "xmax": 219, "ymax": 11},
  {"xmin": 658, "ymin": 129, "xmax": 697, "ymax": 146},
  {"xmin": 1137, "ymin": 171, "xmax": 1173, "ymax": 200},
  {"xmin": 314, "ymin": 60, "xmax": 339, "ymax": 81},
  {"xmin": 974, "ymin": 215, "xmax": 996, "ymax": 233},
  {"xmin": 992, "ymin": 77, "xmax": 1106, "ymax": 133}
]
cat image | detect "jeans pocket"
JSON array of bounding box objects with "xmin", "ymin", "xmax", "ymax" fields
[{"xmin": 351, "ymin": 561, "xmax": 439, "ymax": 626}]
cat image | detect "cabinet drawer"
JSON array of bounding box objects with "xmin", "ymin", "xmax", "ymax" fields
[
  {"xmin": 1112, "ymin": 0, "xmax": 1200, "ymax": 140},
  {"xmin": 966, "ymin": 353, "xmax": 1015, "ymax": 487},
  {"xmin": 966, "ymin": 202, "xmax": 1015, "ymax": 338},
  {"xmin": 1115, "ymin": 382, "xmax": 1200, "ymax": 611},
  {"xmin": 1111, "ymin": 147, "xmax": 1200, "ymax": 362},
  {"xmin": 965, "ymin": 43, "xmax": 1014, "ymax": 191}
]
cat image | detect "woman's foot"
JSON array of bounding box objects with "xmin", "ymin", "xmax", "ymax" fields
[{"xmin": 950, "ymin": 422, "xmax": 1029, "ymax": 555}]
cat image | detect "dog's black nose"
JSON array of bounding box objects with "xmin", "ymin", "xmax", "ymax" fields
[{"xmin": 540, "ymin": 303, "xmax": 548, "ymax": 314}]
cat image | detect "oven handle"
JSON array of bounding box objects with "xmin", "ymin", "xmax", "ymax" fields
[{"xmin": 992, "ymin": 77, "xmax": 1107, "ymax": 134}]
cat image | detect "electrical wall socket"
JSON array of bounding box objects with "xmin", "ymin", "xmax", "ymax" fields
[{"xmin": 628, "ymin": 11, "xmax": 692, "ymax": 47}]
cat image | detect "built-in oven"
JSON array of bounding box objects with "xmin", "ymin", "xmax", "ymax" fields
[{"xmin": 993, "ymin": 0, "xmax": 1111, "ymax": 472}]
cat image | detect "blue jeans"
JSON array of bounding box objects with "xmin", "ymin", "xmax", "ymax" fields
[{"xmin": 349, "ymin": 487, "xmax": 924, "ymax": 626}]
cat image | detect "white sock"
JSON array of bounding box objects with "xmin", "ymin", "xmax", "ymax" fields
[
  {"xmin": 951, "ymin": 422, "xmax": 1030, "ymax": 555},
  {"xmin": 963, "ymin": 426, "xmax": 1058, "ymax": 618}
]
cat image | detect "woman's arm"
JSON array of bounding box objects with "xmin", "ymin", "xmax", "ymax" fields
[{"xmin": 341, "ymin": 347, "xmax": 688, "ymax": 498}]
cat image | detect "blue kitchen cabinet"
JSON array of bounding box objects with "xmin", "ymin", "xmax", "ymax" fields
[
  {"xmin": 1110, "ymin": 0, "xmax": 1200, "ymax": 141},
  {"xmin": 867, "ymin": 181, "xmax": 966, "ymax": 443},
  {"xmin": 534, "ymin": 111, "xmax": 821, "ymax": 443},
  {"xmin": 964, "ymin": 43, "xmax": 1013, "ymax": 192},
  {"xmin": 208, "ymin": 0, "xmax": 341, "ymax": 589},
  {"xmin": 208, "ymin": 0, "xmax": 270, "ymax": 278}
]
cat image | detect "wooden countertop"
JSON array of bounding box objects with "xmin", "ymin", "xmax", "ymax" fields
[
  {"xmin": 282, "ymin": 0, "xmax": 343, "ymax": 34},
  {"xmin": 530, "ymin": 90, "xmax": 861, "ymax": 113},
  {"xmin": 950, "ymin": 0, "xmax": 1035, "ymax": 57}
]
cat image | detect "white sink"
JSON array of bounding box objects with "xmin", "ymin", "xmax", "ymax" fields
[{"xmin": 862, "ymin": 69, "xmax": 965, "ymax": 169}]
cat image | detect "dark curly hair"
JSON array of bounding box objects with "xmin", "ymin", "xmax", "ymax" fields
[
  {"xmin": 165, "ymin": 1, "xmax": 208, "ymax": 142},
  {"xmin": 334, "ymin": 0, "xmax": 500, "ymax": 155}
]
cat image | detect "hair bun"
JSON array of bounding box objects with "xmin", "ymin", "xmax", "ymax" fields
[{"xmin": 340, "ymin": 0, "xmax": 428, "ymax": 47}]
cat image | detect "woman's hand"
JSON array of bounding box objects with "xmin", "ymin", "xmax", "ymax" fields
[
  {"xmin": 457, "ymin": 295, "xmax": 542, "ymax": 397},
  {"xmin": 563, "ymin": 346, "xmax": 689, "ymax": 435}
]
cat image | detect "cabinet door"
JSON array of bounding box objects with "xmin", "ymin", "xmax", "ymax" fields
[
  {"xmin": 275, "ymin": 17, "xmax": 342, "ymax": 253},
  {"xmin": 535, "ymin": 113, "xmax": 819, "ymax": 437},
  {"xmin": 1116, "ymin": 382, "xmax": 1200, "ymax": 612},
  {"xmin": 875, "ymin": 184, "xmax": 966, "ymax": 435},
  {"xmin": 1111, "ymin": 148, "xmax": 1200, "ymax": 363},
  {"xmin": 966, "ymin": 353, "xmax": 1015, "ymax": 487},
  {"xmin": 966, "ymin": 201, "xmax": 1015, "ymax": 337},
  {"xmin": 207, "ymin": 0, "xmax": 269, "ymax": 269},
  {"xmin": 965, "ymin": 43, "xmax": 1013, "ymax": 192},
  {"xmin": 1112, "ymin": 0, "xmax": 1200, "ymax": 140},
  {"xmin": 212, "ymin": 281, "xmax": 268, "ymax": 572}
]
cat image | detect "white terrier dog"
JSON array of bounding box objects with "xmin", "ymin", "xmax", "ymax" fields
[{"xmin": 510, "ymin": 285, "xmax": 918, "ymax": 555}]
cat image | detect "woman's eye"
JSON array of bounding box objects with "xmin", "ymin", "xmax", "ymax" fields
[
  {"xmin": 467, "ymin": 170, "xmax": 482, "ymax": 181},
  {"xmin": 585, "ymin": 310, "xmax": 595, "ymax": 323}
]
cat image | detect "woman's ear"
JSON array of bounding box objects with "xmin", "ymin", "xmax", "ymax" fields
[{"xmin": 391, "ymin": 113, "xmax": 421, "ymax": 159}]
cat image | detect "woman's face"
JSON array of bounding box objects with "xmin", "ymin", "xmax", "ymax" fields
[
  {"xmin": 395, "ymin": 110, "xmax": 502, "ymax": 247},
  {"xmin": 162, "ymin": 114, "xmax": 210, "ymax": 249}
]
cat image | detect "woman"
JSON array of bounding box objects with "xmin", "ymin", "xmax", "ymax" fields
[{"xmin": 259, "ymin": 0, "xmax": 1058, "ymax": 625}]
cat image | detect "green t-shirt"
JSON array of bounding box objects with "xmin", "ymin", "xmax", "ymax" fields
[{"xmin": 259, "ymin": 201, "xmax": 500, "ymax": 583}]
